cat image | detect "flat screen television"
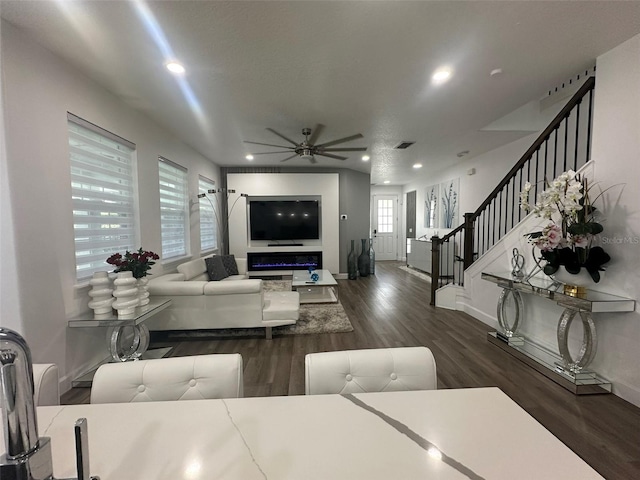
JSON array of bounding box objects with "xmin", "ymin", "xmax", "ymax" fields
[{"xmin": 249, "ymin": 200, "xmax": 320, "ymax": 241}]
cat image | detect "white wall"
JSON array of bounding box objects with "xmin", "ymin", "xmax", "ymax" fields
[
  {"xmin": 460, "ymin": 34, "xmax": 640, "ymax": 407},
  {"xmin": 403, "ymin": 133, "xmax": 539, "ymax": 241},
  {"xmin": 227, "ymin": 173, "xmax": 340, "ymax": 273},
  {"xmin": 1, "ymin": 21, "xmax": 220, "ymax": 391},
  {"xmin": 588, "ymin": 33, "xmax": 640, "ymax": 406},
  {"xmin": 0, "ymin": 33, "xmax": 23, "ymax": 332}
]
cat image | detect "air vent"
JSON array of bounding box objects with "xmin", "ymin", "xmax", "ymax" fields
[{"xmin": 395, "ymin": 141, "xmax": 415, "ymax": 150}]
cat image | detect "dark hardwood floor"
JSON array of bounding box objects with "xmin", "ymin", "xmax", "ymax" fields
[{"xmin": 62, "ymin": 261, "xmax": 640, "ymax": 479}]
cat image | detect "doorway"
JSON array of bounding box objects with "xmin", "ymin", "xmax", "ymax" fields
[{"xmin": 372, "ymin": 194, "xmax": 398, "ymax": 261}]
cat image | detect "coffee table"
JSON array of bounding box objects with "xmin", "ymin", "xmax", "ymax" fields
[{"xmin": 292, "ymin": 269, "xmax": 339, "ymax": 304}]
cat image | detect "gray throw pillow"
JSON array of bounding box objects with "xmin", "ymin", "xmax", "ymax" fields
[
  {"xmin": 205, "ymin": 256, "xmax": 229, "ymax": 281},
  {"xmin": 221, "ymin": 255, "xmax": 239, "ymax": 275}
]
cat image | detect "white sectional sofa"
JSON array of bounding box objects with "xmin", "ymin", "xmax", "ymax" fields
[{"xmin": 147, "ymin": 256, "xmax": 299, "ymax": 338}]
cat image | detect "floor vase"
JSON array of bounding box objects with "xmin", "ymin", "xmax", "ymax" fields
[
  {"xmin": 369, "ymin": 238, "xmax": 375, "ymax": 275},
  {"xmin": 358, "ymin": 239, "xmax": 370, "ymax": 277},
  {"xmin": 112, "ymin": 271, "xmax": 139, "ymax": 317},
  {"xmin": 347, "ymin": 240, "xmax": 358, "ymax": 280}
]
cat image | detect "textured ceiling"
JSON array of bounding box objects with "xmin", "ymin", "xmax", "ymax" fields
[{"xmin": 2, "ymin": 1, "xmax": 640, "ymax": 184}]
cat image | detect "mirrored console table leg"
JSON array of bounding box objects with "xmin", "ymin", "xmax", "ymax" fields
[
  {"xmin": 107, "ymin": 324, "xmax": 151, "ymax": 362},
  {"xmin": 557, "ymin": 308, "xmax": 597, "ymax": 372},
  {"xmin": 497, "ymin": 288, "xmax": 524, "ymax": 338}
]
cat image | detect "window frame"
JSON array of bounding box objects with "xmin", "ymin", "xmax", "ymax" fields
[
  {"xmin": 67, "ymin": 113, "xmax": 138, "ymax": 283},
  {"xmin": 158, "ymin": 156, "xmax": 190, "ymax": 261},
  {"xmin": 198, "ymin": 175, "xmax": 218, "ymax": 253}
]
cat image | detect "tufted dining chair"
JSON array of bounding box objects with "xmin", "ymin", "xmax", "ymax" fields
[
  {"xmin": 90, "ymin": 354, "xmax": 243, "ymax": 404},
  {"xmin": 32, "ymin": 363, "xmax": 60, "ymax": 406},
  {"xmin": 304, "ymin": 347, "xmax": 437, "ymax": 395}
]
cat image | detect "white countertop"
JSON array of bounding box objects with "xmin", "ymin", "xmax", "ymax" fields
[{"xmin": 1, "ymin": 387, "xmax": 601, "ymax": 479}]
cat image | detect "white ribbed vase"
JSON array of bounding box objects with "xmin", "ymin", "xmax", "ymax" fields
[
  {"xmin": 137, "ymin": 277, "xmax": 150, "ymax": 307},
  {"xmin": 112, "ymin": 271, "xmax": 139, "ymax": 317},
  {"xmin": 88, "ymin": 271, "xmax": 114, "ymax": 318}
]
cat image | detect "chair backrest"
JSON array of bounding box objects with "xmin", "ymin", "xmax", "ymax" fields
[
  {"xmin": 32, "ymin": 363, "xmax": 60, "ymax": 406},
  {"xmin": 90, "ymin": 354, "xmax": 243, "ymax": 404},
  {"xmin": 305, "ymin": 347, "xmax": 437, "ymax": 395}
]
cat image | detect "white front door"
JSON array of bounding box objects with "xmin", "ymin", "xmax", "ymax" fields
[{"xmin": 372, "ymin": 194, "xmax": 398, "ymax": 261}]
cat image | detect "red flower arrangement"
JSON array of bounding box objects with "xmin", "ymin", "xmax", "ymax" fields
[{"xmin": 106, "ymin": 248, "xmax": 160, "ymax": 279}]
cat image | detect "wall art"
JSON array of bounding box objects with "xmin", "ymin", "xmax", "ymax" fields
[
  {"xmin": 440, "ymin": 178, "xmax": 459, "ymax": 228},
  {"xmin": 423, "ymin": 184, "xmax": 439, "ymax": 228}
]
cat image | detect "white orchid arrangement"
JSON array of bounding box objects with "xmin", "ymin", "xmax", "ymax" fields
[{"xmin": 520, "ymin": 170, "xmax": 610, "ymax": 282}]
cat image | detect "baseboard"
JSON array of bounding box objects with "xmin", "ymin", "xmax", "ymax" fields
[
  {"xmin": 611, "ymin": 381, "xmax": 640, "ymax": 409},
  {"xmin": 461, "ymin": 303, "xmax": 499, "ymax": 330}
]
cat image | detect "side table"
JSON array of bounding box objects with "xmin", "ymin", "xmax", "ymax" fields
[{"xmin": 68, "ymin": 299, "xmax": 172, "ymax": 386}]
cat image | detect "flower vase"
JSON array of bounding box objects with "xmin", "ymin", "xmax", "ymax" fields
[
  {"xmin": 347, "ymin": 240, "xmax": 357, "ymax": 280},
  {"xmin": 88, "ymin": 271, "xmax": 114, "ymax": 318},
  {"xmin": 137, "ymin": 277, "xmax": 150, "ymax": 307},
  {"xmin": 357, "ymin": 238, "xmax": 370, "ymax": 277},
  {"xmin": 552, "ymin": 266, "xmax": 604, "ymax": 297},
  {"xmin": 369, "ymin": 237, "xmax": 376, "ymax": 275},
  {"xmin": 112, "ymin": 271, "xmax": 139, "ymax": 317}
]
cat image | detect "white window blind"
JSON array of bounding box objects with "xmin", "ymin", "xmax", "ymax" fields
[
  {"xmin": 159, "ymin": 157, "xmax": 189, "ymax": 259},
  {"xmin": 68, "ymin": 113, "xmax": 137, "ymax": 282},
  {"xmin": 199, "ymin": 176, "xmax": 218, "ymax": 252}
]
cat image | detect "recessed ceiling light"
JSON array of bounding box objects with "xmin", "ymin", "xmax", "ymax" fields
[
  {"xmin": 362, "ymin": 155, "xmax": 370, "ymax": 161},
  {"xmin": 490, "ymin": 68, "xmax": 503, "ymax": 77},
  {"xmin": 413, "ymin": 163, "xmax": 422, "ymax": 169},
  {"xmin": 383, "ymin": 180, "xmax": 390, "ymax": 184},
  {"xmin": 245, "ymin": 154, "xmax": 254, "ymax": 160},
  {"xmin": 432, "ymin": 67, "xmax": 452, "ymax": 85},
  {"xmin": 165, "ymin": 61, "xmax": 185, "ymax": 74}
]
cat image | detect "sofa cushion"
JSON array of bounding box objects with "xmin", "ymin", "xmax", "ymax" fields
[
  {"xmin": 220, "ymin": 255, "xmax": 239, "ymax": 275},
  {"xmin": 263, "ymin": 291, "xmax": 300, "ymax": 322},
  {"xmin": 177, "ymin": 258, "xmax": 207, "ymax": 281},
  {"xmin": 206, "ymin": 256, "xmax": 229, "ymax": 281}
]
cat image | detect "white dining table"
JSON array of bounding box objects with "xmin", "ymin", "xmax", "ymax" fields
[{"xmin": 1, "ymin": 387, "xmax": 601, "ymax": 479}]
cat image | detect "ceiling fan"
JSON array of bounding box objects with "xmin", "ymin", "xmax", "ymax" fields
[{"xmin": 244, "ymin": 124, "xmax": 366, "ymax": 164}]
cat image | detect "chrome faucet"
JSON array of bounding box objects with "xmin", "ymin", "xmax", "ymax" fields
[{"xmin": 0, "ymin": 327, "xmax": 99, "ymax": 480}]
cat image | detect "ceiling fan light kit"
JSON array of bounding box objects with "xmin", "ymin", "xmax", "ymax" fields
[{"xmin": 244, "ymin": 124, "xmax": 366, "ymax": 164}]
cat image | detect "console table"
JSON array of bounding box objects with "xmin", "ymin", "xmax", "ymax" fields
[
  {"xmin": 68, "ymin": 299, "xmax": 172, "ymax": 386},
  {"xmin": 482, "ymin": 272, "xmax": 635, "ymax": 394}
]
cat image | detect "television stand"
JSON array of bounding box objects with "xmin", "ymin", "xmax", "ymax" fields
[{"xmin": 268, "ymin": 242, "xmax": 303, "ymax": 246}]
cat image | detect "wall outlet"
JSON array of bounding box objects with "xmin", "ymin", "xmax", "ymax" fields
[{"xmin": 340, "ymin": 214, "xmax": 348, "ymax": 220}]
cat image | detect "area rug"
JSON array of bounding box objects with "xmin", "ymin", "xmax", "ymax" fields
[
  {"xmin": 160, "ymin": 280, "xmax": 353, "ymax": 339},
  {"xmin": 398, "ymin": 265, "xmax": 431, "ymax": 283}
]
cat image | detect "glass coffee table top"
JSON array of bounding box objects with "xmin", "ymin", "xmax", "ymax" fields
[{"xmin": 291, "ymin": 270, "xmax": 339, "ymax": 304}]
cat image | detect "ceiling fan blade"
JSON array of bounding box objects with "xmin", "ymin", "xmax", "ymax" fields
[
  {"xmin": 316, "ymin": 133, "xmax": 363, "ymax": 148},
  {"xmin": 279, "ymin": 154, "xmax": 299, "ymax": 162},
  {"xmin": 322, "ymin": 147, "xmax": 368, "ymax": 152},
  {"xmin": 251, "ymin": 151, "xmax": 295, "ymax": 155},
  {"xmin": 316, "ymin": 152, "xmax": 348, "ymax": 160},
  {"xmin": 244, "ymin": 140, "xmax": 293, "ymax": 149},
  {"xmin": 266, "ymin": 128, "xmax": 299, "ymax": 146},
  {"xmin": 307, "ymin": 124, "xmax": 325, "ymax": 145}
]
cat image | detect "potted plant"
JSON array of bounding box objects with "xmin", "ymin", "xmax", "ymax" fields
[
  {"xmin": 520, "ymin": 170, "xmax": 610, "ymax": 284},
  {"xmin": 106, "ymin": 248, "xmax": 160, "ymax": 278}
]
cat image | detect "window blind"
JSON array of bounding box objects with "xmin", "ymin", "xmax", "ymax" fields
[
  {"xmin": 68, "ymin": 115, "xmax": 137, "ymax": 282},
  {"xmin": 198, "ymin": 176, "xmax": 218, "ymax": 252},
  {"xmin": 159, "ymin": 157, "xmax": 189, "ymax": 259}
]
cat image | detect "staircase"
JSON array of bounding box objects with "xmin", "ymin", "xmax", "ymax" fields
[{"xmin": 430, "ymin": 76, "xmax": 596, "ymax": 305}]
